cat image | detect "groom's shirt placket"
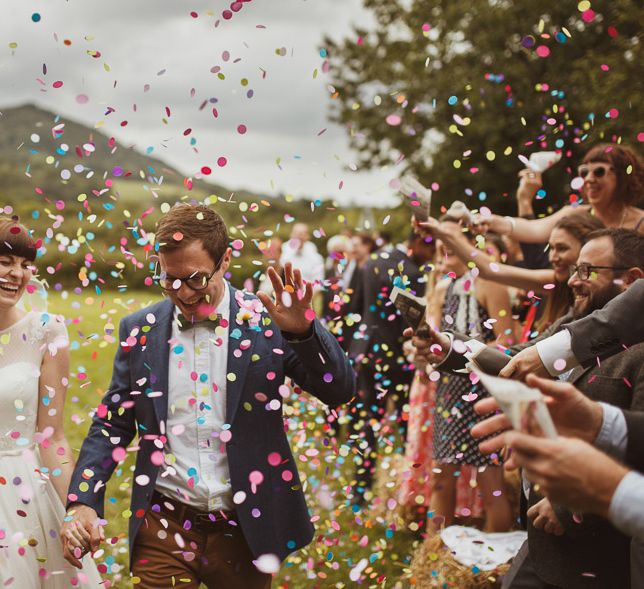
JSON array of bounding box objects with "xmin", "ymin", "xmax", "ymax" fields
[{"xmin": 154, "ymin": 285, "xmax": 234, "ymax": 512}]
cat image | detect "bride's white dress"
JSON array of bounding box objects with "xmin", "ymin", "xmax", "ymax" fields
[{"xmin": 0, "ymin": 312, "xmax": 103, "ymax": 587}]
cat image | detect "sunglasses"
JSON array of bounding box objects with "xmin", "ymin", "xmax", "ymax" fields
[{"xmin": 577, "ymin": 165, "xmax": 613, "ymax": 179}]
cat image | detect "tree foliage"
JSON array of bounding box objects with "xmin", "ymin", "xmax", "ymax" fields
[{"xmin": 325, "ymin": 0, "xmax": 643, "ymax": 214}]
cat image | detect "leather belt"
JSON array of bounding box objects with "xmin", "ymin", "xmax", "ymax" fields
[{"xmin": 151, "ymin": 491, "xmax": 237, "ymax": 531}]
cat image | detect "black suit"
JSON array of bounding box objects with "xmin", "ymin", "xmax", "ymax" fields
[{"xmin": 349, "ymin": 245, "xmax": 426, "ymax": 495}]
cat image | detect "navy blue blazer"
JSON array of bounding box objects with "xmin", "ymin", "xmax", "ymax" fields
[{"xmin": 68, "ymin": 285, "xmax": 355, "ymax": 564}]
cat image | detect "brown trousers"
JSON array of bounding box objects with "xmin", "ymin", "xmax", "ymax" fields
[{"xmin": 131, "ymin": 506, "xmax": 272, "ymax": 589}]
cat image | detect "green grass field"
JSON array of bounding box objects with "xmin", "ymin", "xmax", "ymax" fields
[{"xmin": 48, "ymin": 289, "xmax": 421, "ymax": 588}]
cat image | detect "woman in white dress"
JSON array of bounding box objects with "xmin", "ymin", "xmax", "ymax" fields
[{"xmin": 0, "ymin": 217, "xmax": 103, "ymax": 587}]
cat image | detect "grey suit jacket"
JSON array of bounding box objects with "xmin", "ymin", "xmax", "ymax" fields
[
  {"xmin": 441, "ymin": 313, "xmax": 644, "ymax": 587},
  {"xmin": 564, "ymin": 279, "xmax": 644, "ymax": 366}
]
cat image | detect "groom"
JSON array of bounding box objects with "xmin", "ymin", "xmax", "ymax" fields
[{"xmin": 61, "ymin": 203, "xmax": 355, "ymax": 588}]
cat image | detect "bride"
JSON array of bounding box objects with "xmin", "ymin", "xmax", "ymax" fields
[{"xmin": 0, "ymin": 217, "xmax": 103, "ymax": 587}]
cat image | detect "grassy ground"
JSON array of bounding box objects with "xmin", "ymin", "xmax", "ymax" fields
[{"xmin": 48, "ymin": 289, "xmax": 422, "ymax": 588}]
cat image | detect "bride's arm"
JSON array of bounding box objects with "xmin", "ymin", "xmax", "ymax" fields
[{"xmin": 36, "ymin": 334, "xmax": 75, "ymax": 505}]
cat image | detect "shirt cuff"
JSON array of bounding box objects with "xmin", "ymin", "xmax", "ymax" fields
[
  {"xmin": 608, "ymin": 470, "xmax": 644, "ymax": 539},
  {"xmin": 535, "ymin": 330, "xmax": 578, "ymax": 376},
  {"xmin": 595, "ymin": 403, "xmax": 628, "ymax": 460}
]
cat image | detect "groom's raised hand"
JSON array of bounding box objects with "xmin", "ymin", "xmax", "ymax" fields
[
  {"xmin": 257, "ymin": 262, "xmax": 314, "ymax": 336},
  {"xmin": 61, "ymin": 503, "xmax": 104, "ymax": 568}
]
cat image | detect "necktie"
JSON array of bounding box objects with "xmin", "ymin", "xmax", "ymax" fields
[{"xmin": 177, "ymin": 313, "xmax": 223, "ymax": 331}]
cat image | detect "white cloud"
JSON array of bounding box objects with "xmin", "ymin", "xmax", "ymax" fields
[{"xmin": 0, "ymin": 0, "xmax": 400, "ymax": 206}]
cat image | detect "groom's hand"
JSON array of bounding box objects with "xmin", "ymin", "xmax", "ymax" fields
[
  {"xmin": 257, "ymin": 262, "xmax": 314, "ymax": 336},
  {"xmin": 61, "ymin": 504, "xmax": 104, "ymax": 568}
]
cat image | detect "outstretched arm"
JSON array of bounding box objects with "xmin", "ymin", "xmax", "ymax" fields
[
  {"xmin": 480, "ymin": 205, "xmax": 581, "ymax": 244},
  {"xmin": 258, "ymin": 262, "xmax": 355, "ymax": 406},
  {"xmin": 422, "ymin": 219, "xmax": 556, "ymax": 293}
]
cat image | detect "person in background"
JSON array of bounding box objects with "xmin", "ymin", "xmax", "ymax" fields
[
  {"xmin": 322, "ymin": 233, "xmax": 353, "ymax": 322},
  {"xmin": 397, "ymin": 248, "xmax": 486, "ymax": 528},
  {"xmin": 256, "ymin": 236, "xmax": 283, "ymax": 296},
  {"xmin": 422, "ymin": 224, "xmax": 517, "ymax": 532},
  {"xmin": 348, "ymin": 230, "xmax": 434, "ymax": 505},
  {"xmin": 423, "ymin": 212, "xmax": 604, "ymax": 334},
  {"xmin": 280, "ymin": 223, "xmax": 325, "ymax": 288}
]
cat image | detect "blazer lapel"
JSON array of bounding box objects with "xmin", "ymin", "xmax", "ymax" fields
[
  {"xmin": 142, "ymin": 299, "xmax": 174, "ymax": 422},
  {"xmin": 226, "ymin": 285, "xmax": 260, "ymax": 425}
]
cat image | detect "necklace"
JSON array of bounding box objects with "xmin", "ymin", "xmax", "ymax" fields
[{"xmin": 590, "ymin": 206, "xmax": 629, "ymax": 228}]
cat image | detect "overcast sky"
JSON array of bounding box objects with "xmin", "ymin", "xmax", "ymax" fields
[{"xmin": 0, "ymin": 0, "xmax": 401, "ymax": 206}]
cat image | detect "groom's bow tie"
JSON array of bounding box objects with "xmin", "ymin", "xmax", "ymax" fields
[{"xmin": 177, "ymin": 313, "xmax": 224, "ymax": 331}]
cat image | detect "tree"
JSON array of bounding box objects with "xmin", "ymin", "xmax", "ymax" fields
[{"xmin": 325, "ymin": 0, "xmax": 643, "ymax": 215}]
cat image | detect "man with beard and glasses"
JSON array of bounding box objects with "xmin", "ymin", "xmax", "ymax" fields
[{"xmin": 410, "ymin": 228, "xmax": 644, "ymax": 589}]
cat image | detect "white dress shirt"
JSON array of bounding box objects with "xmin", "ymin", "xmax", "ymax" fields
[
  {"xmin": 535, "ymin": 329, "xmax": 580, "ymax": 376},
  {"xmin": 154, "ymin": 285, "xmax": 233, "ymax": 511},
  {"xmin": 593, "ymin": 402, "xmax": 644, "ymax": 540}
]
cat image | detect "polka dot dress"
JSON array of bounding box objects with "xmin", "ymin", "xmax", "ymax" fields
[{"xmin": 433, "ymin": 278, "xmax": 499, "ymax": 467}]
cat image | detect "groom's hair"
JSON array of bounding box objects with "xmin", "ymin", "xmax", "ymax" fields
[
  {"xmin": 0, "ymin": 216, "xmax": 37, "ymax": 262},
  {"xmin": 155, "ymin": 203, "xmax": 229, "ymax": 262}
]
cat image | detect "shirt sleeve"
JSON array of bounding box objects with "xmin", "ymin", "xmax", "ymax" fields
[
  {"xmin": 535, "ymin": 329, "xmax": 578, "ymax": 376},
  {"xmin": 595, "ymin": 402, "xmax": 628, "ymax": 460},
  {"xmin": 608, "ymin": 471, "xmax": 644, "ymax": 540}
]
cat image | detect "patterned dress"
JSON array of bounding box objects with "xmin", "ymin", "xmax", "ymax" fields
[
  {"xmin": 433, "ymin": 275, "xmax": 498, "ymax": 466},
  {"xmin": 397, "ymin": 372, "xmax": 484, "ymax": 520}
]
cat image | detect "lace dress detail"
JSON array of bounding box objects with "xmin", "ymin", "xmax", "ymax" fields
[{"xmin": 0, "ymin": 312, "xmax": 103, "ymax": 587}]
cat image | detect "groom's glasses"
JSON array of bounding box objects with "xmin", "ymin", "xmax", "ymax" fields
[{"xmin": 153, "ymin": 254, "xmax": 224, "ymax": 292}]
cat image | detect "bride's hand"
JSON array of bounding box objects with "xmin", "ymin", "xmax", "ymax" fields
[{"xmin": 61, "ymin": 504, "xmax": 104, "ymax": 569}]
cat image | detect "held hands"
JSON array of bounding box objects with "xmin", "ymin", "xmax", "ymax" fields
[
  {"xmin": 257, "ymin": 262, "xmax": 314, "ymax": 337},
  {"xmin": 60, "ymin": 504, "xmax": 104, "ymax": 569}
]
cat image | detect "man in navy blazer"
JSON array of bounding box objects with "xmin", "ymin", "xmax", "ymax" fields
[{"xmin": 61, "ymin": 204, "xmax": 355, "ymax": 588}]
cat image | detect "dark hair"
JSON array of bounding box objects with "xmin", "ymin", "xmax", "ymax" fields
[
  {"xmin": 536, "ymin": 213, "xmax": 605, "ymax": 331},
  {"xmin": 582, "ymin": 143, "xmax": 643, "ymax": 205},
  {"xmin": 553, "ymin": 212, "xmax": 605, "ymax": 243},
  {"xmin": 484, "ymin": 232, "xmax": 508, "ymax": 258},
  {"xmin": 585, "ymin": 228, "xmax": 644, "ymax": 272},
  {"xmin": 354, "ymin": 231, "xmax": 377, "ymax": 254},
  {"xmin": 155, "ymin": 204, "xmax": 229, "ymax": 263},
  {"xmin": 0, "ymin": 217, "xmax": 37, "ymax": 262}
]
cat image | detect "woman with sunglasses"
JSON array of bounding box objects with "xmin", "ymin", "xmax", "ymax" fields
[
  {"xmin": 480, "ymin": 143, "xmax": 644, "ymax": 241},
  {"xmin": 0, "ymin": 218, "xmax": 103, "ymax": 587}
]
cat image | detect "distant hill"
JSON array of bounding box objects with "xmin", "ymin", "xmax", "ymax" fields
[
  {"xmin": 0, "ymin": 103, "xmax": 410, "ymax": 291},
  {"xmin": 0, "ymin": 103, "xmax": 259, "ymax": 199}
]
